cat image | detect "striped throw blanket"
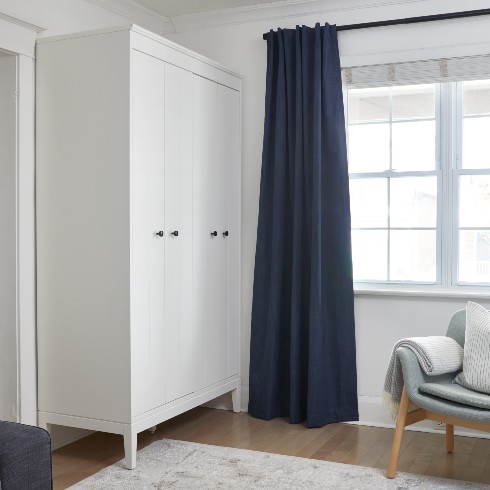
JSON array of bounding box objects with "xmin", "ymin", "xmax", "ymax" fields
[{"xmin": 383, "ymin": 336, "xmax": 463, "ymax": 420}]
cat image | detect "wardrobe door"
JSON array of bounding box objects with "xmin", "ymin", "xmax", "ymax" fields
[
  {"xmin": 131, "ymin": 51, "xmax": 166, "ymax": 415},
  {"xmin": 193, "ymin": 75, "xmax": 219, "ymax": 388},
  {"xmin": 164, "ymin": 64, "xmax": 198, "ymax": 402},
  {"xmin": 217, "ymin": 85, "xmax": 241, "ymax": 379}
]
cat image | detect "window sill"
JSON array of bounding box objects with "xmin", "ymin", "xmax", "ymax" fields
[{"xmin": 354, "ymin": 286, "xmax": 490, "ymax": 300}]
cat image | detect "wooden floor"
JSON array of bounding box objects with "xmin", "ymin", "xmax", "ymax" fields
[{"xmin": 53, "ymin": 407, "xmax": 490, "ymax": 489}]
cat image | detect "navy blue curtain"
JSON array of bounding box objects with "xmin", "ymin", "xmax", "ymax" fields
[{"xmin": 248, "ymin": 23, "xmax": 358, "ymax": 428}]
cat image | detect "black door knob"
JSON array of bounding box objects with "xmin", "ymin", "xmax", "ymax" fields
[
  {"xmin": 171, "ymin": 231, "xmax": 179, "ymax": 237},
  {"xmin": 156, "ymin": 231, "xmax": 164, "ymax": 237},
  {"xmin": 211, "ymin": 231, "xmax": 218, "ymax": 237},
  {"xmin": 223, "ymin": 231, "xmax": 229, "ymax": 237}
]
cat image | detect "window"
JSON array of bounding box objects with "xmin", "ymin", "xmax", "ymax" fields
[
  {"xmin": 457, "ymin": 81, "xmax": 490, "ymax": 284},
  {"xmin": 346, "ymin": 79, "xmax": 490, "ymax": 288}
]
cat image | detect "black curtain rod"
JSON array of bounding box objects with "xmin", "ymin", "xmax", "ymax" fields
[{"xmin": 262, "ymin": 8, "xmax": 490, "ymax": 40}]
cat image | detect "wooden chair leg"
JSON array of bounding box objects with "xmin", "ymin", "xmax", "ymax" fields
[
  {"xmin": 387, "ymin": 387, "xmax": 410, "ymax": 479},
  {"xmin": 446, "ymin": 424, "xmax": 454, "ymax": 453}
]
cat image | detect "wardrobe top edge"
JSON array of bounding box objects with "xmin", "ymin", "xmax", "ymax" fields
[{"xmin": 36, "ymin": 24, "xmax": 243, "ymax": 81}]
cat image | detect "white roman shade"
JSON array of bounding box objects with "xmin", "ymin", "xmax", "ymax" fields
[{"xmin": 342, "ymin": 54, "xmax": 490, "ymax": 88}]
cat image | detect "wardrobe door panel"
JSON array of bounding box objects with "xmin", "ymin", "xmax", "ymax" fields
[
  {"xmin": 131, "ymin": 51, "xmax": 166, "ymax": 416},
  {"xmin": 164, "ymin": 64, "xmax": 197, "ymax": 402},
  {"xmin": 193, "ymin": 75, "xmax": 219, "ymax": 388},
  {"xmin": 218, "ymin": 85, "xmax": 241, "ymax": 379}
]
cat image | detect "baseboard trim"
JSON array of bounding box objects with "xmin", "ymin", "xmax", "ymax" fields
[
  {"xmin": 353, "ymin": 395, "xmax": 490, "ymax": 439},
  {"xmin": 216, "ymin": 388, "xmax": 490, "ymax": 440}
]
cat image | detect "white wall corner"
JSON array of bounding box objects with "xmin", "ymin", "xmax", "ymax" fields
[
  {"xmin": 83, "ymin": 0, "xmax": 175, "ymax": 34},
  {"xmin": 17, "ymin": 54, "xmax": 37, "ymax": 425},
  {"xmin": 0, "ymin": 13, "xmax": 43, "ymax": 57},
  {"xmin": 0, "ymin": 9, "xmax": 38, "ymax": 426},
  {"xmin": 0, "ymin": 11, "xmax": 44, "ymax": 33}
]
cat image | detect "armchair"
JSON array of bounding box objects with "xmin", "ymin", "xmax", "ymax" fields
[
  {"xmin": 0, "ymin": 420, "xmax": 52, "ymax": 489},
  {"xmin": 387, "ymin": 309, "xmax": 490, "ymax": 478}
]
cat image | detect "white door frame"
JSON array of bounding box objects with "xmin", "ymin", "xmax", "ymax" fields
[{"xmin": 0, "ymin": 11, "xmax": 42, "ymax": 425}]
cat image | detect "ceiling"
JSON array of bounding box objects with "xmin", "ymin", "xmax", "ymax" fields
[{"xmin": 133, "ymin": 0, "xmax": 294, "ymax": 18}]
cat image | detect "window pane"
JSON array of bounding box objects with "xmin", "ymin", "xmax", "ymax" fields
[
  {"xmin": 459, "ymin": 231, "xmax": 490, "ymax": 283},
  {"xmin": 348, "ymin": 123, "xmax": 390, "ymax": 172},
  {"xmin": 459, "ymin": 175, "xmax": 490, "ymax": 227},
  {"xmin": 351, "ymin": 230, "xmax": 387, "ymax": 281},
  {"xmin": 349, "ymin": 178, "xmax": 387, "ymax": 228},
  {"xmin": 392, "ymin": 84, "xmax": 435, "ymax": 120},
  {"xmin": 462, "ymin": 117, "xmax": 490, "ymax": 169},
  {"xmin": 463, "ymin": 80, "xmax": 490, "ymax": 116},
  {"xmin": 390, "ymin": 230, "xmax": 436, "ymax": 282},
  {"xmin": 348, "ymin": 87, "xmax": 389, "ymax": 123},
  {"xmin": 390, "ymin": 177, "xmax": 437, "ymax": 228},
  {"xmin": 392, "ymin": 120, "xmax": 436, "ymax": 171}
]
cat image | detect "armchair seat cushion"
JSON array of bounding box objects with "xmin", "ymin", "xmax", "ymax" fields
[{"xmin": 420, "ymin": 380, "xmax": 490, "ymax": 410}]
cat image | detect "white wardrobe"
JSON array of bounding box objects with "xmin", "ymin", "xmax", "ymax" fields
[{"xmin": 36, "ymin": 25, "xmax": 241, "ymax": 469}]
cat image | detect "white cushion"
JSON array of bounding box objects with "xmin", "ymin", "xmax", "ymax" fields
[{"xmin": 454, "ymin": 302, "xmax": 490, "ymax": 394}]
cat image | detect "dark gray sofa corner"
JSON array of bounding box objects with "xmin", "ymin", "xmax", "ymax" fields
[{"xmin": 0, "ymin": 421, "xmax": 52, "ymax": 490}]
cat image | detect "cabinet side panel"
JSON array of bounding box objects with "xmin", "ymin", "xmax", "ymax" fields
[{"xmin": 37, "ymin": 32, "xmax": 132, "ymax": 423}]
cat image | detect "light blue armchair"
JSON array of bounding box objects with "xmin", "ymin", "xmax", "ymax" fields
[{"xmin": 387, "ymin": 309, "xmax": 490, "ymax": 478}]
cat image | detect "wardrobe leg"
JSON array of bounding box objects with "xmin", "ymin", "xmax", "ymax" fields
[
  {"xmin": 231, "ymin": 385, "xmax": 241, "ymax": 413},
  {"xmin": 123, "ymin": 425, "xmax": 137, "ymax": 470}
]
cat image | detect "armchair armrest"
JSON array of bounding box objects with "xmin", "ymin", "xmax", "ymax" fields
[
  {"xmin": 397, "ymin": 347, "xmax": 427, "ymax": 400},
  {"xmin": 397, "ymin": 346, "xmax": 458, "ymax": 407}
]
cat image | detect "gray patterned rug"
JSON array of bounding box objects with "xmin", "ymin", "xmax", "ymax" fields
[{"xmin": 69, "ymin": 438, "xmax": 486, "ymax": 489}]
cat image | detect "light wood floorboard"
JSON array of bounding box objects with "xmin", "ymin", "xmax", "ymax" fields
[{"xmin": 52, "ymin": 408, "xmax": 490, "ymax": 489}]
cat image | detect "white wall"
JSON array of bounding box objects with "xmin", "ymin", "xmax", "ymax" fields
[
  {"xmin": 0, "ymin": 53, "xmax": 18, "ymax": 423},
  {"xmin": 163, "ymin": 0, "xmax": 490, "ymax": 429},
  {"xmin": 0, "ymin": 0, "xmax": 130, "ymax": 37}
]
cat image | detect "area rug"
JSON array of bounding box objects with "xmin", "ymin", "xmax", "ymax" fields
[{"xmin": 69, "ymin": 438, "xmax": 486, "ymax": 489}]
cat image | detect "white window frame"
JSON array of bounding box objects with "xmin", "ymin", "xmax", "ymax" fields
[{"xmin": 346, "ymin": 80, "xmax": 490, "ymax": 294}]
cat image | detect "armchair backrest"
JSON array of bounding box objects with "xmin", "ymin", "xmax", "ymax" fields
[{"xmin": 446, "ymin": 309, "xmax": 466, "ymax": 347}]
